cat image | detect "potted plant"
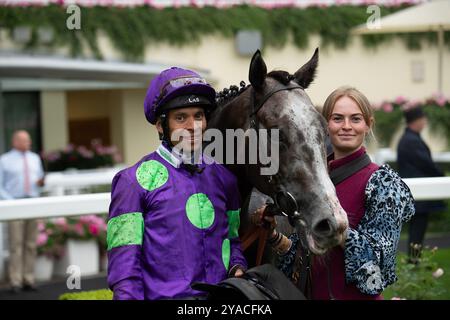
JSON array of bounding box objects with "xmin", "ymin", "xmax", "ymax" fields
[
  {"xmin": 41, "ymin": 139, "xmax": 122, "ymax": 172},
  {"xmin": 35, "ymin": 220, "xmax": 65, "ymax": 281},
  {"xmin": 52, "ymin": 215, "xmax": 107, "ymax": 277}
]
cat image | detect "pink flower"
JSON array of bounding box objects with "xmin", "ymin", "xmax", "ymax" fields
[
  {"xmin": 77, "ymin": 146, "xmax": 94, "ymax": 159},
  {"xmin": 38, "ymin": 221, "xmax": 45, "ymax": 232},
  {"xmin": 89, "ymin": 224, "xmax": 99, "ymax": 236},
  {"xmin": 79, "ymin": 215, "xmax": 94, "ymax": 224},
  {"xmin": 54, "ymin": 217, "xmax": 69, "ymax": 231},
  {"xmin": 394, "ymin": 96, "xmax": 408, "ymax": 105},
  {"xmin": 432, "ymin": 93, "xmax": 447, "ymax": 107},
  {"xmin": 391, "ymin": 296, "xmax": 407, "ymax": 300},
  {"xmin": 382, "ymin": 102, "xmax": 394, "ymax": 113},
  {"xmin": 73, "ymin": 223, "xmax": 85, "ymax": 237},
  {"xmin": 36, "ymin": 233, "xmax": 48, "ymax": 246},
  {"xmin": 64, "ymin": 144, "xmax": 75, "ymax": 153},
  {"xmin": 402, "ymin": 100, "xmax": 421, "ymax": 111}
]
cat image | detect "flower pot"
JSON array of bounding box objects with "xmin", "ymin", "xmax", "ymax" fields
[
  {"xmin": 54, "ymin": 239, "xmax": 99, "ymax": 277},
  {"xmin": 34, "ymin": 255, "xmax": 54, "ymax": 281}
]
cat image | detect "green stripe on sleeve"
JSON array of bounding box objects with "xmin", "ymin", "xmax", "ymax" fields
[
  {"xmin": 107, "ymin": 212, "xmax": 144, "ymax": 250},
  {"xmin": 226, "ymin": 209, "xmax": 240, "ymax": 238}
]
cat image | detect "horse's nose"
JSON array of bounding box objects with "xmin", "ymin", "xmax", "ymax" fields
[{"xmin": 312, "ymin": 217, "xmax": 336, "ymax": 238}]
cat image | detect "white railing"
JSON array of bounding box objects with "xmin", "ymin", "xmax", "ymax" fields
[
  {"xmin": 42, "ymin": 165, "xmax": 125, "ymax": 196},
  {"xmin": 372, "ymin": 148, "xmax": 450, "ymax": 165},
  {"xmin": 1, "ymin": 177, "xmax": 450, "ymax": 222},
  {"xmin": 0, "ymin": 165, "xmax": 124, "ymax": 280},
  {"xmin": 0, "ymin": 193, "xmax": 110, "ymax": 221}
]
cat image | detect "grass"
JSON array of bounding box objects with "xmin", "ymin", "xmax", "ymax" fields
[
  {"xmin": 384, "ymin": 247, "xmax": 450, "ymax": 300},
  {"xmin": 59, "ymin": 289, "xmax": 113, "ymax": 300},
  {"xmin": 432, "ymin": 249, "xmax": 450, "ymax": 299}
]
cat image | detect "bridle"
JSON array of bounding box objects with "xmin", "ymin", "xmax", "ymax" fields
[
  {"xmin": 248, "ymin": 82, "xmax": 307, "ymax": 228},
  {"xmin": 240, "ymin": 81, "xmax": 314, "ymax": 298}
]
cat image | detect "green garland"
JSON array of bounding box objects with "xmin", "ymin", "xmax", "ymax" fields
[
  {"xmin": 374, "ymin": 97, "xmax": 450, "ymax": 147},
  {"xmin": 1, "ymin": 4, "xmax": 449, "ymax": 61}
]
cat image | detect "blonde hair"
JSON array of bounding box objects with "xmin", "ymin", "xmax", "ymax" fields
[{"xmin": 322, "ymin": 86, "xmax": 375, "ymax": 140}]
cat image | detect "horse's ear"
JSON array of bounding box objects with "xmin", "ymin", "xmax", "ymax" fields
[
  {"xmin": 293, "ymin": 48, "xmax": 319, "ymax": 89},
  {"xmin": 249, "ymin": 49, "xmax": 267, "ymax": 90}
]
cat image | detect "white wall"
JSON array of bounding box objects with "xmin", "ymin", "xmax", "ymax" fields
[
  {"xmin": 131, "ymin": 34, "xmax": 449, "ymax": 105},
  {"xmin": 3, "ymin": 28, "xmax": 449, "ymax": 163},
  {"xmin": 40, "ymin": 91, "xmax": 69, "ymax": 152},
  {"xmin": 120, "ymin": 89, "xmax": 160, "ymax": 164}
]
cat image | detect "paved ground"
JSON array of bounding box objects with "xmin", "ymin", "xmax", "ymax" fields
[
  {"xmin": 1, "ymin": 235, "xmax": 449, "ymax": 300},
  {"xmin": 0, "ymin": 272, "xmax": 107, "ymax": 300}
]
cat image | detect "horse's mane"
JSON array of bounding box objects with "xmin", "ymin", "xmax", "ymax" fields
[
  {"xmin": 215, "ymin": 71, "xmax": 294, "ymax": 108},
  {"xmin": 215, "ymin": 81, "xmax": 249, "ymax": 107}
]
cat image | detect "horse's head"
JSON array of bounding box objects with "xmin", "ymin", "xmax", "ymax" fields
[
  {"xmin": 208, "ymin": 49, "xmax": 348, "ymax": 254},
  {"xmin": 249, "ymin": 49, "xmax": 348, "ymax": 254},
  {"xmin": 246, "ymin": 49, "xmax": 348, "ymax": 254}
]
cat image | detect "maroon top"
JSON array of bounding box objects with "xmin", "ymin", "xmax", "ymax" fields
[{"xmin": 311, "ymin": 147, "xmax": 381, "ymax": 300}]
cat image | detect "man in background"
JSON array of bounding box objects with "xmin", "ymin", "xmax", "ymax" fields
[
  {"xmin": 0, "ymin": 130, "xmax": 45, "ymax": 292},
  {"xmin": 397, "ymin": 107, "xmax": 446, "ymax": 262}
]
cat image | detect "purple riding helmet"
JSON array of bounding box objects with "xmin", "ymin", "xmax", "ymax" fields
[{"xmin": 144, "ymin": 67, "xmax": 217, "ymax": 125}]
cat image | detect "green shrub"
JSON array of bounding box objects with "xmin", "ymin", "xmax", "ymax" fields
[{"xmin": 59, "ymin": 289, "xmax": 113, "ymax": 300}]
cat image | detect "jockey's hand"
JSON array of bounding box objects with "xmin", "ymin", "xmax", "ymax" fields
[
  {"xmin": 229, "ymin": 265, "xmax": 246, "ymax": 277},
  {"xmin": 234, "ymin": 268, "xmax": 245, "ymax": 277}
]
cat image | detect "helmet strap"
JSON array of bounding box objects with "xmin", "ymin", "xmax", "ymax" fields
[{"xmin": 159, "ymin": 113, "xmax": 173, "ymax": 148}]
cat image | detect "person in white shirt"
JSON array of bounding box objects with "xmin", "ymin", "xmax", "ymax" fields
[{"xmin": 0, "ymin": 130, "xmax": 45, "ymax": 293}]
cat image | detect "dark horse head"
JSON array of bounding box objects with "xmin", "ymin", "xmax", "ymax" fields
[{"xmin": 207, "ymin": 49, "xmax": 348, "ymax": 255}]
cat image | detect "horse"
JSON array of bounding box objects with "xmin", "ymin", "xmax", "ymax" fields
[{"xmin": 206, "ymin": 49, "xmax": 349, "ymax": 266}]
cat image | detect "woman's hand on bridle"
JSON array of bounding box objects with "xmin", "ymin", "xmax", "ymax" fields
[{"xmin": 250, "ymin": 205, "xmax": 277, "ymax": 238}]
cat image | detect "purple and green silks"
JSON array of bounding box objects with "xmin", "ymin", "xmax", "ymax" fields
[{"xmin": 107, "ymin": 144, "xmax": 247, "ymax": 300}]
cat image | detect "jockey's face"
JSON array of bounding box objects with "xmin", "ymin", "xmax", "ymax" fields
[
  {"xmin": 157, "ymin": 106, "xmax": 206, "ymax": 152},
  {"xmin": 327, "ymin": 96, "xmax": 370, "ymax": 158}
]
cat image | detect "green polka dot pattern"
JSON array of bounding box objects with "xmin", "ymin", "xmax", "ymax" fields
[
  {"xmin": 222, "ymin": 239, "xmax": 230, "ymax": 271},
  {"xmin": 107, "ymin": 212, "xmax": 144, "ymax": 250},
  {"xmin": 226, "ymin": 209, "xmax": 240, "ymax": 238},
  {"xmin": 136, "ymin": 160, "xmax": 168, "ymax": 191},
  {"xmin": 185, "ymin": 193, "xmax": 215, "ymax": 229}
]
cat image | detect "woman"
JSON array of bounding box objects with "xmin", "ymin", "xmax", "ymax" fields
[{"xmin": 258, "ymin": 86, "xmax": 415, "ymax": 299}]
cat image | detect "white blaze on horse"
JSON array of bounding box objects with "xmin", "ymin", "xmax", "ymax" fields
[{"xmin": 207, "ymin": 49, "xmax": 348, "ymax": 259}]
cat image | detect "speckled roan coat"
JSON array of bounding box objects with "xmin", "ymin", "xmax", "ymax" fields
[{"xmin": 207, "ymin": 49, "xmax": 348, "ymax": 265}]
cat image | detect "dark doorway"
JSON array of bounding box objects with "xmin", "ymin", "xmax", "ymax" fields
[
  {"xmin": 69, "ymin": 118, "xmax": 111, "ymax": 148},
  {"xmin": 0, "ymin": 92, "xmax": 42, "ymax": 153}
]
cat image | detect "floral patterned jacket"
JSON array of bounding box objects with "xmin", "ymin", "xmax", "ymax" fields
[{"xmin": 278, "ymin": 165, "xmax": 415, "ymax": 295}]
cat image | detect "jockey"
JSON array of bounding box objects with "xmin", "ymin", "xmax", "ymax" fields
[{"xmin": 106, "ymin": 67, "xmax": 247, "ymax": 300}]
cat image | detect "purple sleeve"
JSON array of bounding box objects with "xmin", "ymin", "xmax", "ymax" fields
[
  {"xmin": 229, "ymin": 236, "xmax": 248, "ymax": 272},
  {"xmin": 225, "ymin": 171, "xmax": 248, "ymax": 272},
  {"xmin": 107, "ymin": 170, "xmax": 145, "ymax": 300}
]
